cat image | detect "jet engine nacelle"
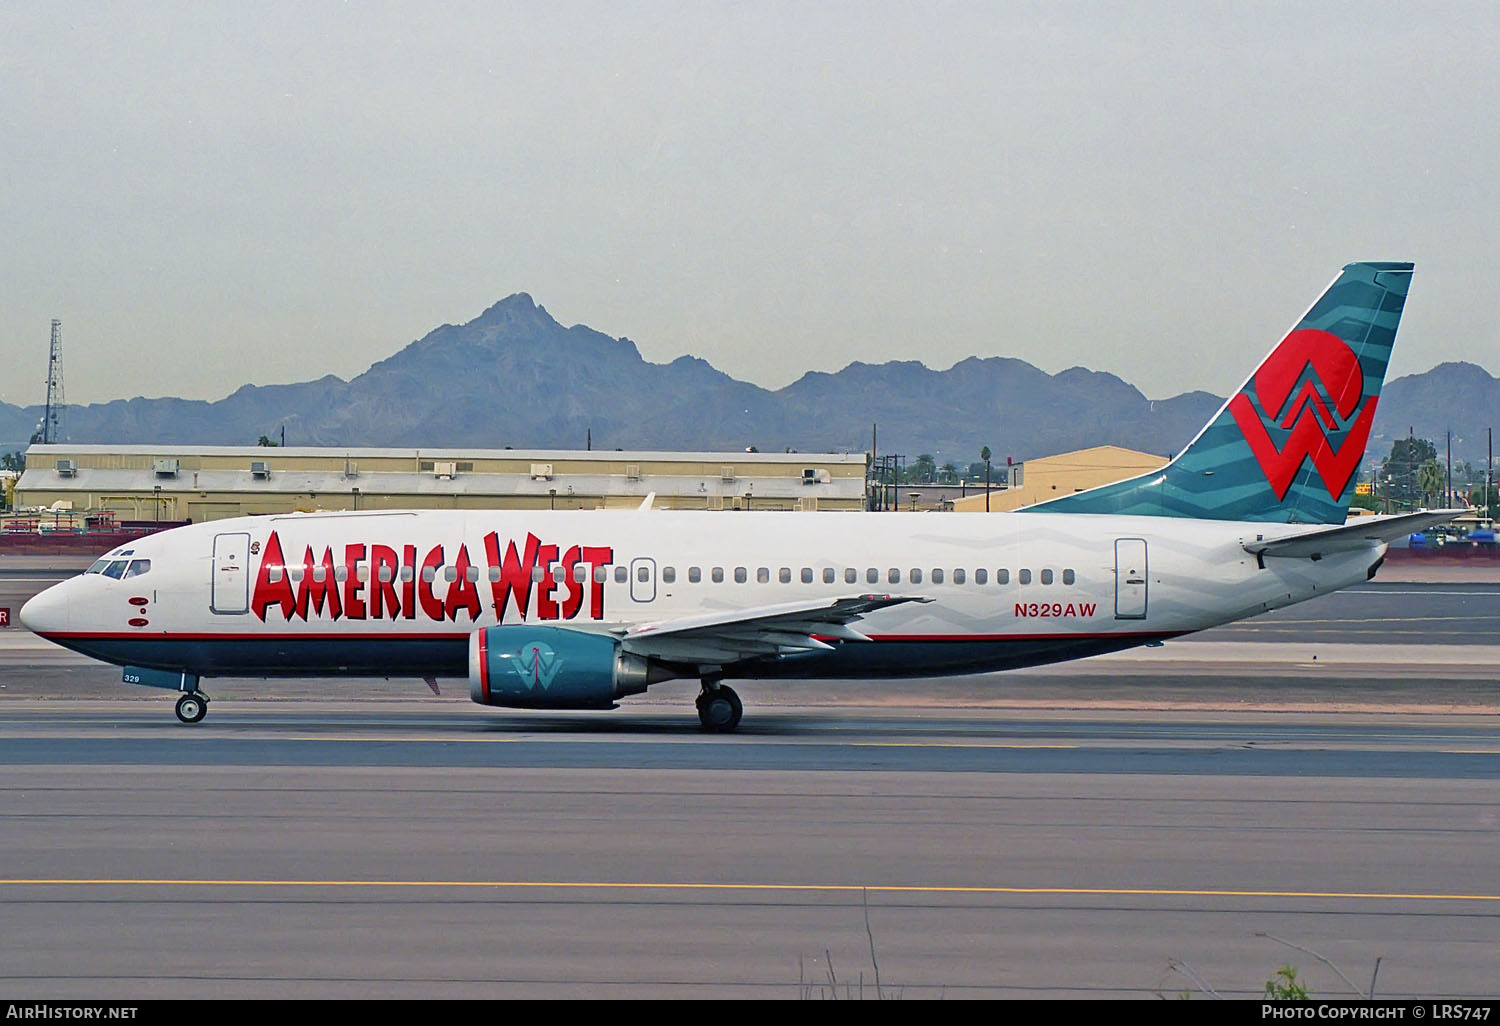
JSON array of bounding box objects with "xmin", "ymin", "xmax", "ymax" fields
[{"xmin": 468, "ymin": 625, "xmax": 670, "ymax": 709}]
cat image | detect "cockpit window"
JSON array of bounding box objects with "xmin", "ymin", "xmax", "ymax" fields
[
  {"xmin": 86, "ymin": 559, "xmax": 110, "ymax": 575},
  {"xmin": 123, "ymin": 559, "xmax": 151, "ymax": 579},
  {"xmin": 101, "ymin": 560, "xmax": 130, "ymax": 579}
]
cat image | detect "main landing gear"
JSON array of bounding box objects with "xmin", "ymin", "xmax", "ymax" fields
[
  {"xmin": 174, "ymin": 692, "xmax": 209, "ymax": 724},
  {"xmin": 696, "ymin": 680, "xmax": 742, "ymax": 733}
]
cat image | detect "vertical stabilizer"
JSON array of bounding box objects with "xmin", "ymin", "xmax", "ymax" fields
[{"xmin": 1022, "ymin": 261, "xmax": 1413, "ymax": 523}]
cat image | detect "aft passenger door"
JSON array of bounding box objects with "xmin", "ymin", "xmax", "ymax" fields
[
  {"xmin": 1114, "ymin": 538, "xmax": 1147, "ymax": 620},
  {"xmin": 211, "ymin": 532, "xmax": 251, "ymax": 615}
]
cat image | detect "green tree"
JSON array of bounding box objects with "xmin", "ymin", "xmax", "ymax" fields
[
  {"xmin": 940, "ymin": 461, "xmax": 960, "ymax": 483},
  {"xmin": 1470, "ymin": 484, "xmax": 1499, "ymax": 514},
  {"xmin": 906, "ymin": 454, "xmax": 936, "ymax": 484},
  {"xmin": 1417, "ymin": 459, "xmax": 1444, "ymax": 507},
  {"xmin": 256, "ymin": 435, "xmax": 278, "ymax": 447},
  {"xmin": 0, "ymin": 451, "xmax": 23, "ymax": 472},
  {"xmin": 1379, "ymin": 437, "xmax": 1437, "ymax": 509}
]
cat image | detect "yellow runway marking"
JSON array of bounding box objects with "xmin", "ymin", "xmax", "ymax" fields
[{"xmin": 0, "ymin": 880, "xmax": 1497, "ymax": 902}]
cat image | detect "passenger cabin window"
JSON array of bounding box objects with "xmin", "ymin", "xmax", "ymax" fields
[
  {"xmin": 337, "ymin": 566, "xmax": 350, "ymax": 583},
  {"xmin": 688, "ymin": 567, "xmax": 701, "ymax": 583},
  {"xmin": 573, "ymin": 565, "xmax": 588, "ymax": 583},
  {"xmin": 552, "ymin": 565, "xmax": 566, "ymax": 583},
  {"xmin": 594, "ymin": 566, "xmax": 609, "ymax": 583},
  {"xmin": 757, "ymin": 568, "xmax": 770, "ymax": 584},
  {"xmin": 531, "ymin": 566, "xmax": 545, "ymax": 583},
  {"xmin": 123, "ymin": 559, "xmax": 151, "ymax": 579},
  {"xmin": 996, "ymin": 569, "xmax": 1009, "ymax": 585},
  {"xmin": 468, "ymin": 566, "xmax": 481, "ymax": 583},
  {"xmin": 421, "ymin": 566, "xmax": 436, "ymax": 584},
  {"xmin": 734, "ymin": 567, "xmax": 747, "ymax": 584},
  {"xmin": 439, "ymin": 566, "xmax": 454, "ymax": 583},
  {"xmin": 268, "ymin": 566, "xmax": 284, "ymax": 583},
  {"xmin": 931, "ymin": 569, "xmax": 944, "ymax": 584},
  {"xmin": 356, "ymin": 565, "xmax": 370, "ymax": 583},
  {"xmin": 712, "ymin": 567, "xmax": 725, "ymax": 583},
  {"xmin": 845, "ymin": 568, "xmax": 857, "ymax": 584},
  {"xmin": 289, "ymin": 567, "xmax": 305, "ymax": 582},
  {"xmin": 400, "ymin": 566, "xmax": 413, "ymax": 583},
  {"xmin": 488, "ymin": 566, "xmax": 501, "ymax": 583},
  {"xmin": 637, "ymin": 565, "xmax": 650, "ymax": 583},
  {"xmin": 888, "ymin": 568, "xmax": 900, "ymax": 584},
  {"xmin": 1040, "ymin": 569, "xmax": 1053, "ymax": 585},
  {"xmin": 954, "ymin": 569, "xmax": 966, "ymax": 584},
  {"xmin": 615, "ymin": 566, "xmax": 628, "ymax": 583},
  {"xmin": 662, "ymin": 567, "xmax": 676, "ymax": 584},
  {"xmin": 1019, "ymin": 569, "xmax": 1032, "ymax": 585},
  {"xmin": 1063, "ymin": 569, "xmax": 1076, "ymax": 585},
  {"xmin": 378, "ymin": 566, "xmax": 394, "ymax": 583},
  {"xmin": 822, "ymin": 568, "xmax": 834, "ymax": 584},
  {"xmin": 312, "ymin": 566, "xmax": 327, "ymax": 583},
  {"xmin": 867, "ymin": 568, "xmax": 879, "ymax": 585},
  {"xmin": 779, "ymin": 568, "xmax": 791, "ymax": 584},
  {"xmin": 909, "ymin": 568, "xmax": 923, "ymax": 584},
  {"xmin": 975, "ymin": 569, "xmax": 987, "ymax": 585}
]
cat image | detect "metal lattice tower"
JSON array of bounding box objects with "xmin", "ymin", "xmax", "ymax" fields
[{"xmin": 42, "ymin": 319, "xmax": 65, "ymax": 444}]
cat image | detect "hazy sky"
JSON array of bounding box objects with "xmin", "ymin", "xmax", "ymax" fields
[{"xmin": 3, "ymin": 2, "xmax": 1498, "ymax": 408}]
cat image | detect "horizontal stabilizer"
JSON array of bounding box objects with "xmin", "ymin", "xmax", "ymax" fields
[{"xmin": 1243, "ymin": 510, "xmax": 1467, "ymax": 559}]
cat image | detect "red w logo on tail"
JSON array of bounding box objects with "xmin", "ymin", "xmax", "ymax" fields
[{"xmin": 1228, "ymin": 329, "xmax": 1377, "ymax": 501}]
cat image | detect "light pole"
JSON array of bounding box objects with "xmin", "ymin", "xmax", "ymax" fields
[{"xmin": 981, "ymin": 445, "xmax": 992, "ymax": 512}]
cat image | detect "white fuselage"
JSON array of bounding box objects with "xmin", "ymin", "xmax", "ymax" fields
[{"xmin": 21, "ymin": 509, "xmax": 1381, "ymax": 683}]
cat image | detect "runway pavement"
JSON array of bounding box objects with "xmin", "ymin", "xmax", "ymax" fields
[
  {"xmin": 1, "ymin": 565, "xmax": 1497, "ymax": 998},
  {"xmin": 0, "ymin": 704, "xmax": 1497, "ymax": 998}
]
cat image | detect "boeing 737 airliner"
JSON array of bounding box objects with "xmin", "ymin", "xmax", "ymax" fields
[{"xmin": 21, "ymin": 262, "xmax": 1457, "ymax": 730}]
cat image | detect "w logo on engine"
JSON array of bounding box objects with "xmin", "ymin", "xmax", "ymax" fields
[
  {"xmin": 507, "ymin": 640, "xmax": 563, "ymax": 690},
  {"xmin": 1227, "ymin": 329, "xmax": 1378, "ymax": 501}
]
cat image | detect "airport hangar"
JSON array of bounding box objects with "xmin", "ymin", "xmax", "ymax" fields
[{"xmin": 14, "ymin": 445, "xmax": 869, "ymax": 522}]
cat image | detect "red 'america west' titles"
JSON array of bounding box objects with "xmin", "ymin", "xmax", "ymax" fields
[{"xmin": 250, "ymin": 530, "xmax": 614, "ymax": 624}]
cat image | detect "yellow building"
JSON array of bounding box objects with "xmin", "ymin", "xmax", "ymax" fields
[
  {"xmin": 16, "ymin": 445, "xmax": 868, "ymax": 522},
  {"xmin": 951, "ymin": 445, "xmax": 1168, "ymax": 512}
]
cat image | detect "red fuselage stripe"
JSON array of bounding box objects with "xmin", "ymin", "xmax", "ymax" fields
[{"xmin": 37, "ymin": 629, "xmax": 1182, "ymax": 644}]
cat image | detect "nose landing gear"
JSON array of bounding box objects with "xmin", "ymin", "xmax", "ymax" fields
[{"xmin": 174, "ymin": 691, "xmax": 209, "ymax": 724}]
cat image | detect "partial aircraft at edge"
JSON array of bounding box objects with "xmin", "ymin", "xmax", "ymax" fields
[{"xmin": 21, "ymin": 262, "xmax": 1461, "ymax": 731}]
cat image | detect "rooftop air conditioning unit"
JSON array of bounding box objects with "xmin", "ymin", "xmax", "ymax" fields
[
  {"xmin": 153, "ymin": 458, "xmax": 179, "ymax": 477},
  {"xmin": 720, "ymin": 465, "xmax": 735, "ymax": 482},
  {"xmin": 433, "ymin": 461, "xmax": 457, "ymax": 480},
  {"xmin": 55, "ymin": 459, "xmax": 76, "ymax": 477},
  {"xmin": 250, "ymin": 461, "xmax": 270, "ymax": 479},
  {"xmin": 625, "ymin": 464, "xmax": 641, "ymax": 481},
  {"xmin": 530, "ymin": 463, "xmax": 554, "ymax": 480}
]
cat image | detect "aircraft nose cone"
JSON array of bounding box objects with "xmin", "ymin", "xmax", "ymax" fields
[{"xmin": 19, "ymin": 583, "xmax": 71, "ymax": 634}]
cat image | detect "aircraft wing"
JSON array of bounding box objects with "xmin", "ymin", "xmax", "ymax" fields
[
  {"xmin": 619, "ymin": 594, "xmax": 929, "ymax": 666},
  {"xmin": 1242, "ymin": 509, "xmax": 1468, "ymax": 559}
]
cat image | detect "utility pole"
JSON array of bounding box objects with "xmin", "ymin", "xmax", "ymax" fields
[
  {"xmin": 1446, "ymin": 430, "xmax": 1452, "ymax": 508},
  {"xmin": 1489, "ymin": 427, "xmax": 1494, "ymax": 524}
]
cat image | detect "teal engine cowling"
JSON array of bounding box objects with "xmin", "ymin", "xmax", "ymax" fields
[{"xmin": 468, "ymin": 625, "xmax": 673, "ymax": 709}]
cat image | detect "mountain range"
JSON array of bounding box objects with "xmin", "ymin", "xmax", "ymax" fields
[{"xmin": 2, "ymin": 293, "xmax": 1496, "ymax": 468}]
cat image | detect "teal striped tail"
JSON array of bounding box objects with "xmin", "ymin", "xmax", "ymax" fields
[{"xmin": 1022, "ymin": 261, "xmax": 1413, "ymax": 524}]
